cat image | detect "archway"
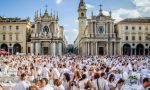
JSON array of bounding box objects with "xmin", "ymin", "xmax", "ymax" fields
[
  {"xmin": 123, "ymin": 44, "xmax": 131, "ymax": 55},
  {"xmin": 1, "ymin": 44, "xmax": 8, "ymax": 51},
  {"xmin": 13, "ymin": 43, "xmax": 21, "ymax": 54},
  {"xmin": 43, "ymin": 26, "xmax": 49, "ymax": 33},
  {"xmin": 136, "ymin": 44, "xmax": 144, "ymax": 55}
]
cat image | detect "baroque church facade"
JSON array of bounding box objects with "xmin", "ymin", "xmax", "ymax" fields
[
  {"xmin": 74, "ymin": 0, "xmax": 121, "ymax": 56},
  {"xmin": 29, "ymin": 8, "xmax": 66, "ymax": 55}
]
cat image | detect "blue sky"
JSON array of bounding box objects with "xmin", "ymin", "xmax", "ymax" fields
[{"xmin": 0, "ymin": 0, "xmax": 150, "ymax": 44}]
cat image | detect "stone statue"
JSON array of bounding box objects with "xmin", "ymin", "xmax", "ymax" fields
[
  {"xmin": 48, "ymin": 32, "xmax": 52, "ymax": 38},
  {"xmin": 44, "ymin": 32, "xmax": 47, "ymax": 38}
]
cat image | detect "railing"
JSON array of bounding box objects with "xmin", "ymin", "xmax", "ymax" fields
[
  {"xmin": 31, "ymin": 33, "xmax": 63, "ymax": 39},
  {"xmin": 88, "ymin": 33, "xmax": 116, "ymax": 38}
]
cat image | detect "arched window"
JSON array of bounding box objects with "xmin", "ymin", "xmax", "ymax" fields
[
  {"xmin": 81, "ymin": 12, "xmax": 84, "ymax": 17},
  {"xmin": 98, "ymin": 26, "xmax": 104, "ymax": 33},
  {"xmin": 43, "ymin": 26, "xmax": 49, "ymax": 33}
]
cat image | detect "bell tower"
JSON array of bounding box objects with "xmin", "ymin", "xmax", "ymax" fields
[{"xmin": 78, "ymin": 0, "xmax": 87, "ymax": 37}]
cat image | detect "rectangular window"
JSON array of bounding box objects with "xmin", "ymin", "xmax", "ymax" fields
[
  {"xmin": 139, "ymin": 36, "xmax": 142, "ymax": 41},
  {"xmin": 3, "ymin": 35, "xmax": 5, "ymax": 40},
  {"xmin": 132, "ymin": 26, "xmax": 135, "ymax": 30},
  {"xmin": 28, "ymin": 47, "xmax": 30, "ymax": 53},
  {"xmin": 16, "ymin": 26, "xmax": 19, "ymax": 30},
  {"xmin": 139, "ymin": 26, "xmax": 141, "ymax": 30},
  {"xmin": 9, "ymin": 26, "xmax": 12, "ymax": 30},
  {"xmin": 132, "ymin": 36, "xmax": 135, "ymax": 41},
  {"xmin": 9, "ymin": 34, "xmax": 12, "ymax": 40},
  {"xmin": 126, "ymin": 36, "xmax": 128, "ymax": 41},
  {"xmin": 125, "ymin": 26, "xmax": 128, "ymax": 30},
  {"xmin": 145, "ymin": 26, "xmax": 148, "ymax": 30},
  {"xmin": 16, "ymin": 34, "xmax": 18, "ymax": 40},
  {"xmin": 3, "ymin": 26, "xmax": 6, "ymax": 30}
]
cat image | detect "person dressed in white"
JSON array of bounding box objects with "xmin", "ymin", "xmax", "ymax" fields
[
  {"xmin": 41, "ymin": 65, "xmax": 50, "ymax": 79},
  {"xmin": 51, "ymin": 64, "xmax": 60, "ymax": 80},
  {"xmin": 137, "ymin": 77, "xmax": 150, "ymax": 90},
  {"xmin": 13, "ymin": 73, "xmax": 30, "ymax": 90},
  {"xmin": 78, "ymin": 74, "xmax": 89, "ymax": 90},
  {"xmin": 93, "ymin": 72, "xmax": 109, "ymax": 90},
  {"xmin": 53, "ymin": 79, "xmax": 65, "ymax": 90},
  {"xmin": 115, "ymin": 78, "xmax": 124, "ymax": 90},
  {"xmin": 39, "ymin": 78, "xmax": 54, "ymax": 90}
]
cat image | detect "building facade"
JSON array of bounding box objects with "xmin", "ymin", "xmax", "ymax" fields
[
  {"xmin": 29, "ymin": 8, "xmax": 66, "ymax": 55},
  {"xmin": 74, "ymin": 0, "xmax": 120, "ymax": 56},
  {"xmin": 0, "ymin": 17, "xmax": 31, "ymax": 54},
  {"xmin": 116, "ymin": 18, "xmax": 150, "ymax": 55}
]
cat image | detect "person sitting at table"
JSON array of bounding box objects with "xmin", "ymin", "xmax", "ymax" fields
[
  {"xmin": 0, "ymin": 84, "xmax": 3, "ymax": 90},
  {"xmin": 137, "ymin": 77, "xmax": 150, "ymax": 90},
  {"xmin": 13, "ymin": 73, "xmax": 30, "ymax": 90}
]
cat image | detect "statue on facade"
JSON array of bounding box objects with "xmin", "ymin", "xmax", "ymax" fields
[
  {"xmin": 48, "ymin": 32, "xmax": 52, "ymax": 38},
  {"xmin": 44, "ymin": 31, "xmax": 47, "ymax": 38}
]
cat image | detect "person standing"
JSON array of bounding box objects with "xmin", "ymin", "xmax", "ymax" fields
[{"xmin": 13, "ymin": 73, "xmax": 30, "ymax": 90}]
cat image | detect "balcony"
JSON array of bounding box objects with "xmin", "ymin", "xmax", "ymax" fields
[{"xmin": 88, "ymin": 33, "xmax": 116, "ymax": 39}]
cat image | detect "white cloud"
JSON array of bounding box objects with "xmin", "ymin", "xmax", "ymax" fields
[
  {"xmin": 86, "ymin": 4, "xmax": 94, "ymax": 9},
  {"xmin": 101, "ymin": 8, "xmax": 141, "ymax": 22},
  {"xmin": 64, "ymin": 28, "xmax": 78, "ymax": 44},
  {"xmin": 112, "ymin": 8, "xmax": 141, "ymax": 22},
  {"xmin": 75, "ymin": 19, "xmax": 78, "ymax": 23},
  {"xmin": 55, "ymin": 0, "xmax": 63, "ymax": 4},
  {"xmin": 132, "ymin": 0, "xmax": 150, "ymax": 12},
  {"xmin": 99, "ymin": 0, "xmax": 150, "ymax": 22},
  {"xmin": 133, "ymin": 0, "xmax": 150, "ymax": 7},
  {"xmin": 64, "ymin": 28, "xmax": 78, "ymax": 34}
]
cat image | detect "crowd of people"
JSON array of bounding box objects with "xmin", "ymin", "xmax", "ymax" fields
[{"xmin": 0, "ymin": 55, "xmax": 150, "ymax": 90}]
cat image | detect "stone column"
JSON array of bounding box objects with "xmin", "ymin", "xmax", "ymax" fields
[
  {"xmin": 51, "ymin": 42, "xmax": 56, "ymax": 56},
  {"xmin": 58, "ymin": 42, "xmax": 62, "ymax": 55},
  {"xmin": 49, "ymin": 43, "xmax": 51, "ymax": 55},
  {"xmin": 110, "ymin": 42, "xmax": 112, "ymax": 55},
  {"xmin": 35, "ymin": 42, "xmax": 41, "ymax": 55},
  {"xmin": 91, "ymin": 42, "xmax": 94, "ymax": 55},
  {"xmin": 87, "ymin": 42, "xmax": 90, "ymax": 55},
  {"xmin": 96, "ymin": 42, "xmax": 98, "ymax": 55},
  {"xmin": 31, "ymin": 43, "xmax": 34, "ymax": 55},
  {"xmin": 86, "ymin": 42, "xmax": 88, "ymax": 56}
]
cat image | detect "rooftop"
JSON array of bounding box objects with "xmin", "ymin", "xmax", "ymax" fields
[
  {"xmin": 0, "ymin": 17, "xmax": 27, "ymax": 23},
  {"xmin": 119, "ymin": 17, "xmax": 150, "ymax": 23}
]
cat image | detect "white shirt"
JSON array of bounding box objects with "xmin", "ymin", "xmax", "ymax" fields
[
  {"xmin": 54, "ymin": 85, "xmax": 65, "ymax": 90},
  {"xmin": 93, "ymin": 78, "xmax": 109, "ymax": 90},
  {"xmin": 51, "ymin": 68, "xmax": 60, "ymax": 79},
  {"xmin": 79, "ymin": 78, "xmax": 88, "ymax": 90},
  {"xmin": 137, "ymin": 85, "xmax": 145, "ymax": 90},
  {"xmin": 41, "ymin": 67, "xmax": 49, "ymax": 78},
  {"xmin": 40, "ymin": 85, "xmax": 54, "ymax": 90},
  {"xmin": 13, "ymin": 81, "xmax": 30, "ymax": 90}
]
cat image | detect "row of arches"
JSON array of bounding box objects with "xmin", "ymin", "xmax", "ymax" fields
[
  {"xmin": 0, "ymin": 43, "xmax": 21, "ymax": 54},
  {"xmin": 123, "ymin": 44, "xmax": 149, "ymax": 55}
]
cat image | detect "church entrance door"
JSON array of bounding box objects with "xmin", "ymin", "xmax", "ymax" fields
[
  {"xmin": 99, "ymin": 47, "xmax": 104, "ymax": 55},
  {"xmin": 43, "ymin": 47, "xmax": 48, "ymax": 55}
]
